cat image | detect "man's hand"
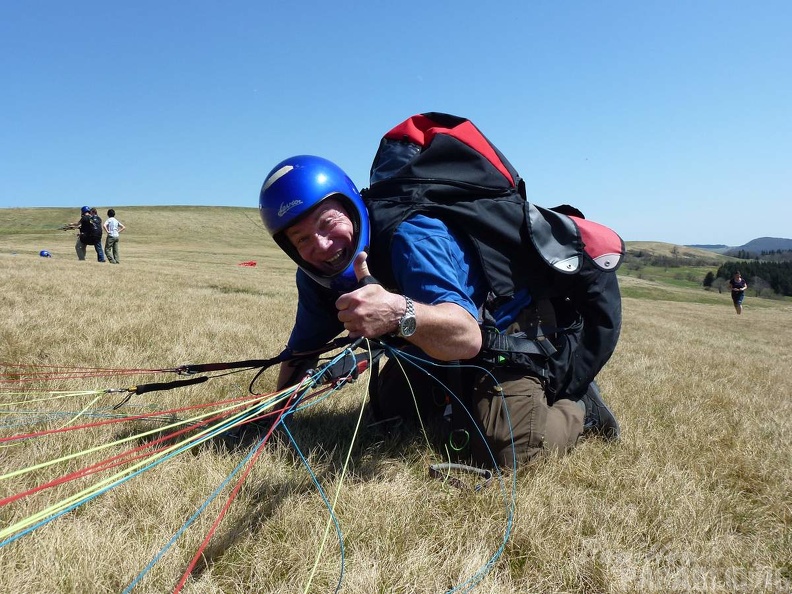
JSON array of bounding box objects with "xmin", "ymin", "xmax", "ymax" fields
[
  {"xmin": 335, "ymin": 252, "xmax": 404, "ymax": 338},
  {"xmin": 334, "ymin": 252, "xmax": 482, "ymax": 361}
]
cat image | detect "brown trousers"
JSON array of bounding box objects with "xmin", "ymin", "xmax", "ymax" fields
[{"xmin": 371, "ymin": 358, "xmax": 583, "ymax": 467}]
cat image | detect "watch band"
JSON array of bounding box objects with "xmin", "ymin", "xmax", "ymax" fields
[{"xmin": 397, "ymin": 296, "xmax": 417, "ymax": 338}]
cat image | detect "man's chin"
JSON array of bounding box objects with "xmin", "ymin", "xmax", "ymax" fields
[{"xmin": 324, "ymin": 264, "xmax": 348, "ymax": 276}]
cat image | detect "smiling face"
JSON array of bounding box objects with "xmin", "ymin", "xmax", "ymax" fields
[{"xmin": 284, "ymin": 197, "xmax": 355, "ymax": 276}]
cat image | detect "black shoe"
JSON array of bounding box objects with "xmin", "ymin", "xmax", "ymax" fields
[{"xmin": 581, "ymin": 382, "xmax": 620, "ymax": 440}]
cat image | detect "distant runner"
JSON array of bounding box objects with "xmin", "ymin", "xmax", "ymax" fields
[{"xmin": 728, "ymin": 271, "xmax": 748, "ymax": 314}]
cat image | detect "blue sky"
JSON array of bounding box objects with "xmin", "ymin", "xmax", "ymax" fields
[{"xmin": 1, "ymin": 0, "xmax": 789, "ymax": 245}]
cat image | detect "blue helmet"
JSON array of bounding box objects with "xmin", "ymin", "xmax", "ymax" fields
[
  {"xmin": 39, "ymin": 250, "xmax": 52, "ymax": 258},
  {"xmin": 259, "ymin": 155, "xmax": 369, "ymax": 291},
  {"xmin": 81, "ymin": 206, "xmax": 91, "ymax": 214}
]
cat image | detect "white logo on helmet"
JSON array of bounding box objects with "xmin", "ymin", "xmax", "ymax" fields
[
  {"xmin": 278, "ymin": 199, "xmax": 303, "ymax": 217},
  {"xmin": 263, "ymin": 165, "xmax": 293, "ymax": 191},
  {"xmin": 264, "ymin": 164, "xmax": 305, "ymax": 217}
]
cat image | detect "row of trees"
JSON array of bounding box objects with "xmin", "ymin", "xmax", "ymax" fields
[
  {"xmin": 760, "ymin": 249, "xmax": 792, "ymax": 262},
  {"xmin": 727, "ymin": 249, "xmax": 792, "ymax": 262},
  {"xmin": 703, "ymin": 261, "xmax": 792, "ymax": 297}
]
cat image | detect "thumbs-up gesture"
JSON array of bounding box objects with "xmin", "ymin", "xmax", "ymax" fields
[
  {"xmin": 335, "ymin": 252, "xmax": 403, "ymax": 338},
  {"xmin": 353, "ymin": 251, "xmax": 378, "ymax": 287}
]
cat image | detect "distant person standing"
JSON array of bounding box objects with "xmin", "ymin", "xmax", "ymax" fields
[
  {"xmin": 64, "ymin": 206, "xmax": 106, "ymax": 262},
  {"xmin": 103, "ymin": 209, "xmax": 126, "ymax": 264},
  {"xmin": 728, "ymin": 271, "xmax": 748, "ymax": 314}
]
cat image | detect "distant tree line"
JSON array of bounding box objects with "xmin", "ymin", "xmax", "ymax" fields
[
  {"xmin": 730, "ymin": 250, "xmax": 756, "ymax": 260},
  {"xmin": 760, "ymin": 249, "xmax": 792, "ymax": 262},
  {"xmin": 726, "ymin": 249, "xmax": 792, "ymax": 262},
  {"xmin": 708, "ymin": 261, "xmax": 792, "ymax": 297}
]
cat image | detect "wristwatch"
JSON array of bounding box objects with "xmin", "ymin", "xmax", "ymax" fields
[{"xmin": 396, "ymin": 296, "xmax": 417, "ymax": 338}]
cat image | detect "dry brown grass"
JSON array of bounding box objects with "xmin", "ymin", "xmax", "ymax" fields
[{"xmin": 0, "ymin": 208, "xmax": 790, "ymax": 593}]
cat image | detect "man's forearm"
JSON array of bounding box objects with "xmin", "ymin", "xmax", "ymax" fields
[{"xmin": 405, "ymin": 301, "xmax": 481, "ymax": 361}]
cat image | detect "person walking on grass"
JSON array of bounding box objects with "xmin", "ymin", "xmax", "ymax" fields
[
  {"xmin": 257, "ymin": 113, "xmax": 624, "ymax": 469},
  {"xmin": 728, "ymin": 271, "xmax": 748, "ymax": 314},
  {"xmin": 103, "ymin": 209, "xmax": 126, "ymax": 264}
]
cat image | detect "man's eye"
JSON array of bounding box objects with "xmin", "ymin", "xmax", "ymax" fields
[
  {"xmin": 288, "ymin": 233, "xmax": 306, "ymax": 246},
  {"xmin": 319, "ymin": 215, "xmax": 338, "ymax": 231}
]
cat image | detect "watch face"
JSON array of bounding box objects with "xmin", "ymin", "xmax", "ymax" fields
[{"xmin": 400, "ymin": 316, "xmax": 417, "ymax": 337}]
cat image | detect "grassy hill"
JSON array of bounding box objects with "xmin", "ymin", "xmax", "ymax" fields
[
  {"xmin": 624, "ymin": 240, "xmax": 735, "ymax": 262},
  {"xmin": 729, "ymin": 237, "xmax": 792, "ymax": 255},
  {"xmin": 0, "ymin": 205, "xmax": 274, "ymax": 259},
  {"xmin": 0, "ymin": 207, "xmax": 790, "ymax": 593},
  {"xmin": 619, "ymin": 240, "xmax": 737, "ymax": 299},
  {"xmin": 2, "ymin": 207, "xmax": 755, "ymax": 303}
]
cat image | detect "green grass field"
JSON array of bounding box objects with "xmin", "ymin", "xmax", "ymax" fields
[{"xmin": 0, "ymin": 207, "xmax": 790, "ymax": 593}]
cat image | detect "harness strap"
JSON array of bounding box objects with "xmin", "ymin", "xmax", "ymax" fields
[
  {"xmin": 111, "ymin": 376, "xmax": 210, "ymax": 408},
  {"xmin": 177, "ymin": 336, "xmax": 357, "ymax": 375},
  {"xmin": 477, "ymin": 327, "xmax": 556, "ymax": 382},
  {"xmin": 481, "ymin": 329, "xmax": 557, "ymax": 358}
]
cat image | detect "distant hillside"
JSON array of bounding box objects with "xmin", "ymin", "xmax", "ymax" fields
[
  {"xmin": 687, "ymin": 237, "xmax": 792, "ymax": 257},
  {"xmin": 686, "ymin": 243, "xmax": 730, "ymax": 254},
  {"xmin": 626, "ymin": 241, "xmax": 733, "ymax": 265},
  {"xmin": 724, "ymin": 237, "xmax": 792, "ymax": 257}
]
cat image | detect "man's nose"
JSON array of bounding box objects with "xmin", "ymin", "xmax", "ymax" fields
[{"xmin": 313, "ymin": 232, "xmax": 332, "ymax": 251}]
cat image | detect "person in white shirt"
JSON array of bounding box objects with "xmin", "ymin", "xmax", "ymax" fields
[{"xmin": 103, "ymin": 209, "xmax": 126, "ymax": 264}]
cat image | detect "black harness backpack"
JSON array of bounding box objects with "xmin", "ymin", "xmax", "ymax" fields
[{"xmin": 362, "ymin": 112, "xmax": 624, "ymax": 404}]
